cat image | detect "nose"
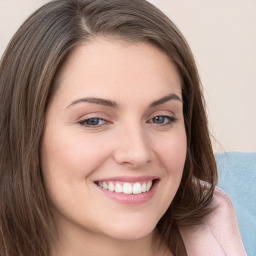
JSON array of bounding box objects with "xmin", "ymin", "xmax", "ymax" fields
[{"xmin": 113, "ymin": 124, "xmax": 153, "ymax": 168}]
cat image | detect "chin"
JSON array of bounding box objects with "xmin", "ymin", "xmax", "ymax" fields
[{"xmin": 101, "ymin": 216, "xmax": 157, "ymax": 241}]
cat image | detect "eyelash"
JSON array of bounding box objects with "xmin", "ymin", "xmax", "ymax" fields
[
  {"xmin": 148, "ymin": 115, "xmax": 177, "ymax": 125},
  {"xmin": 78, "ymin": 115, "xmax": 177, "ymax": 128},
  {"xmin": 79, "ymin": 117, "xmax": 107, "ymax": 127}
]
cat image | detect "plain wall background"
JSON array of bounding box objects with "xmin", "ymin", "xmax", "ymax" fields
[{"xmin": 1, "ymin": 0, "xmax": 255, "ymax": 152}]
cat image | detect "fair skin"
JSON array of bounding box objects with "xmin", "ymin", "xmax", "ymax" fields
[
  {"xmin": 41, "ymin": 39, "xmax": 247, "ymax": 256},
  {"xmin": 41, "ymin": 39, "xmax": 186, "ymax": 256}
]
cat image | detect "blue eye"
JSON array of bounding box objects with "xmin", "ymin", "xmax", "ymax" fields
[
  {"xmin": 79, "ymin": 118, "xmax": 106, "ymax": 127},
  {"xmin": 151, "ymin": 116, "xmax": 177, "ymax": 125}
]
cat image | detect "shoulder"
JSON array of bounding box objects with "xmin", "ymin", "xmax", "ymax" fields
[
  {"xmin": 179, "ymin": 186, "xmax": 247, "ymax": 256},
  {"xmin": 211, "ymin": 186, "xmax": 234, "ymax": 210},
  {"xmin": 203, "ymin": 187, "xmax": 246, "ymax": 255}
]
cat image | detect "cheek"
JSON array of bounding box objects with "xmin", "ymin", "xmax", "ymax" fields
[
  {"xmin": 149, "ymin": 127, "xmax": 187, "ymax": 219},
  {"xmin": 41, "ymin": 129, "xmax": 112, "ymax": 182},
  {"xmin": 40, "ymin": 130, "xmax": 112, "ymax": 213},
  {"xmin": 154, "ymin": 128, "xmax": 187, "ymax": 174}
]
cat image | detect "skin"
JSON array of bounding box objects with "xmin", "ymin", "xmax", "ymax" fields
[
  {"xmin": 40, "ymin": 38, "xmax": 248, "ymax": 256},
  {"xmin": 40, "ymin": 39, "xmax": 186, "ymax": 256}
]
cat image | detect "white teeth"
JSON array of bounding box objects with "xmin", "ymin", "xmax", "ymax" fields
[
  {"xmin": 97, "ymin": 180, "xmax": 154, "ymax": 194},
  {"xmin": 108, "ymin": 182, "xmax": 115, "ymax": 192},
  {"xmin": 141, "ymin": 183, "xmax": 147, "ymax": 192},
  {"xmin": 133, "ymin": 182, "xmax": 142, "ymax": 194},
  {"xmin": 103, "ymin": 182, "xmax": 108, "ymax": 190},
  {"xmin": 115, "ymin": 183, "xmax": 123, "ymax": 193},
  {"xmin": 123, "ymin": 183, "xmax": 133, "ymax": 194},
  {"xmin": 146, "ymin": 180, "xmax": 152, "ymax": 192}
]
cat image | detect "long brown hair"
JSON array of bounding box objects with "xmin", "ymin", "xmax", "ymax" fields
[{"xmin": 0, "ymin": 0, "xmax": 217, "ymax": 255}]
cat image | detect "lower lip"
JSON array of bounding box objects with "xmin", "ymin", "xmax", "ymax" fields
[{"xmin": 96, "ymin": 180, "xmax": 159, "ymax": 204}]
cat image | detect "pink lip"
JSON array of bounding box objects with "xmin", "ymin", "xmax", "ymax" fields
[{"xmin": 95, "ymin": 177, "xmax": 160, "ymax": 205}]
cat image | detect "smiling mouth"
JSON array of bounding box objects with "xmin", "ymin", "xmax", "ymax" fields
[{"xmin": 95, "ymin": 180, "xmax": 157, "ymax": 195}]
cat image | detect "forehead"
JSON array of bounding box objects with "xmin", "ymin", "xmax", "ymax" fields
[{"xmin": 53, "ymin": 38, "xmax": 182, "ymax": 104}]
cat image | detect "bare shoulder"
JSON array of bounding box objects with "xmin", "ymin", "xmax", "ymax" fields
[{"xmin": 179, "ymin": 186, "xmax": 247, "ymax": 256}]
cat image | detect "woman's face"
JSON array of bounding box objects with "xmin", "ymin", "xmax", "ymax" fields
[{"xmin": 41, "ymin": 39, "xmax": 187, "ymax": 241}]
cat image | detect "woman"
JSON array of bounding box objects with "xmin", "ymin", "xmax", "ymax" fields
[{"xmin": 0, "ymin": 0, "xmax": 246, "ymax": 255}]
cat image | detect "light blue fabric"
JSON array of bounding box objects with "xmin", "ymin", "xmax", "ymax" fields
[{"xmin": 216, "ymin": 152, "xmax": 256, "ymax": 256}]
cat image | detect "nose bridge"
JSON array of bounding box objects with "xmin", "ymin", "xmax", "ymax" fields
[{"xmin": 113, "ymin": 120, "xmax": 152, "ymax": 167}]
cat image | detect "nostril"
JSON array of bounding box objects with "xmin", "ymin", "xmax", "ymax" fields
[{"xmin": 112, "ymin": 131, "xmax": 152, "ymax": 167}]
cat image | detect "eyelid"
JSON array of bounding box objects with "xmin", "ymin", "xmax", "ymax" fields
[
  {"xmin": 148, "ymin": 115, "xmax": 177, "ymax": 123},
  {"xmin": 76, "ymin": 111, "xmax": 110, "ymax": 121},
  {"xmin": 146, "ymin": 110, "xmax": 178, "ymax": 125},
  {"xmin": 79, "ymin": 117, "xmax": 108, "ymax": 127},
  {"xmin": 147, "ymin": 110, "xmax": 176, "ymax": 119},
  {"xmin": 77, "ymin": 112, "xmax": 112, "ymax": 128}
]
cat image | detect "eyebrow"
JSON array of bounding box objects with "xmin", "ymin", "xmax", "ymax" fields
[
  {"xmin": 67, "ymin": 97, "xmax": 118, "ymax": 108},
  {"xmin": 149, "ymin": 93, "xmax": 182, "ymax": 107},
  {"xmin": 67, "ymin": 93, "xmax": 182, "ymax": 109}
]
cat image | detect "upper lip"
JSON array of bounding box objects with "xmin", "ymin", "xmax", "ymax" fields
[{"xmin": 94, "ymin": 175, "xmax": 159, "ymax": 183}]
